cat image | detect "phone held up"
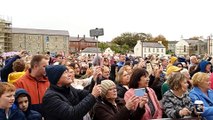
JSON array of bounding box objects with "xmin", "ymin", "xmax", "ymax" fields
[{"xmin": 134, "ymin": 88, "xmax": 146, "ymax": 97}]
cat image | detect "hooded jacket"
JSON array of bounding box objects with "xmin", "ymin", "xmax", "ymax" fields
[
  {"xmin": 0, "ymin": 104, "xmax": 26, "ymax": 120},
  {"xmin": 199, "ymin": 60, "xmax": 211, "ymax": 73},
  {"xmin": 15, "ymin": 89, "xmax": 42, "ymax": 120}
]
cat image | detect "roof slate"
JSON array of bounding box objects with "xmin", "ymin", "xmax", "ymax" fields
[{"xmin": 12, "ymin": 27, "xmax": 69, "ymax": 36}]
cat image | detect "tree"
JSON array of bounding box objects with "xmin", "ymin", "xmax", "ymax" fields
[
  {"xmin": 111, "ymin": 32, "xmax": 154, "ymax": 51},
  {"xmin": 189, "ymin": 36, "xmax": 199, "ymax": 40},
  {"xmin": 153, "ymin": 35, "xmax": 168, "ymax": 49},
  {"xmin": 98, "ymin": 42, "xmax": 109, "ymax": 52}
]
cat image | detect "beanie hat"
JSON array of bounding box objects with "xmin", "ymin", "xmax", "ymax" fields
[
  {"xmin": 45, "ymin": 65, "xmax": 67, "ymax": 85},
  {"xmin": 101, "ymin": 80, "xmax": 115, "ymax": 97}
]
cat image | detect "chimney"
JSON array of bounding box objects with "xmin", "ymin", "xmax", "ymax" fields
[
  {"xmin": 158, "ymin": 41, "xmax": 162, "ymax": 44},
  {"xmin": 83, "ymin": 35, "xmax": 85, "ymax": 39},
  {"xmin": 77, "ymin": 34, "xmax": 79, "ymax": 39}
]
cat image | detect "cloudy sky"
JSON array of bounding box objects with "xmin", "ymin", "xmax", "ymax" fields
[{"xmin": 1, "ymin": 0, "xmax": 212, "ymax": 41}]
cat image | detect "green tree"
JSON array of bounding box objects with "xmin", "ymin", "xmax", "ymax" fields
[
  {"xmin": 153, "ymin": 35, "xmax": 168, "ymax": 49},
  {"xmin": 98, "ymin": 42, "xmax": 109, "ymax": 52}
]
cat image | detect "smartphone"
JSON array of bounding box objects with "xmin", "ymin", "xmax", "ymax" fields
[{"xmin": 134, "ymin": 88, "xmax": 146, "ymax": 97}]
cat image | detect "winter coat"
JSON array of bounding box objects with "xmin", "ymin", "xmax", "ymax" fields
[
  {"xmin": 0, "ymin": 55, "xmax": 20, "ymax": 82},
  {"xmin": 15, "ymin": 88, "xmax": 42, "ymax": 120},
  {"xmin": 14, "ymin": 69, "xmax": 50, "ymax": 115},
  {"xmin": 0, "ymin": 104, "xmax": 26, "ymax": 120},
  {"xmin": 42, "ymin": 84, "xmax": 97, "ymax": 120},
  {"xmin": 189, "ymin": 87, "xmax": 213, "ymax": 120},
  {"xmin": 93, "ymin": 98, "xmax": 145, "ymax": 120}
]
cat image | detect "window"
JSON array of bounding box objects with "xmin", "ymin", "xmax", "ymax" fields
[
  {"xmin": 148, "ymin": 48, "xmax": 151, "ymax": 52},
  {"xmin": 157, "ymin": 48, "xmax": 159, "ymax": 52},
  {"xmin": 161, "ymin": 48, "xmax": 164, "ymax": 53},
  {"xmin": 153, "ymin": 48, "xmax": 155, "ymax": 52},
  {"xmin": 184, "ymin": 45, "xmax": 186, "ymax": 52}
]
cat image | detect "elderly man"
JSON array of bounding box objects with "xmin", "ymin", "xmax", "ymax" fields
[{"xmin": 42, "ymin": 65, "xmax": 101, "ymax": 120}]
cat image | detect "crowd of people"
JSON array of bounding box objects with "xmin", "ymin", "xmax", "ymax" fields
[{"xmin": 1, "ymin": 50, "xmax": 213, "ymax": 120}]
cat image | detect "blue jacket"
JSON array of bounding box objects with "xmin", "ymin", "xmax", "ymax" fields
[
  {"xmin": 199, "ymin": 60, "xmax": 211, "ymax": 73},
  {"xmin": 15, "ymin": 89, "xmax": 42, "ymax": 120},
  {"xmin": 189, "ymin": 87, "xmax": 213, "ymax": 120},
  {"xmin": 0, "ymin": 55, "xmax": 20, "ymax": 82},
  {"xmin": 0, "ymin": 104, "xmax": 26, "ymax": 120}
]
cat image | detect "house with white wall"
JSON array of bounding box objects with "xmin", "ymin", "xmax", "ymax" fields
[
  {"xmin": 134, "ymin": 40, "xmax": 166, "ymax": 58},
  {"xmin": 175, "ymin": 39, "xmax": 207, "ymax": 56}
]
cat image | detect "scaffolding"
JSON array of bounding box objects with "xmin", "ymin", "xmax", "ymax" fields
[{"xmin": 0, "ymin": 15, "xmax": 12, "ymax": 52}]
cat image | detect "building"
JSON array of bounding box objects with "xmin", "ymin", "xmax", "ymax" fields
[
  {"xmin": 80, "ymin": 47, "xmax": 101, "ymax": 56},
  {"xmin": 0, "ymin": 16, "xmax": 12, "ymax": 52},
  {"xmin": 168, "ymin": 41, "xmax": 178, "ymax": 53},
  {"xmin": 134, "ymin": 40, "xmax": 166, "ymax": 58},
  {"xmin": 12, "ymin": 28, "xmax": 69, "ymax": 55},
  {"xmin": 175, "ymin": 39, "xmax": 207, "ymax": 56},
  {"xmin": 69, "ymin": 35, "xmax": 98, "ymax": 52}
]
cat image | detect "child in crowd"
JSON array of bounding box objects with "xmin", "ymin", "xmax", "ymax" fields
[
  {"xmin": 15, "ymin": 88, "xmax": 42, "ymax": 120},
  {"xmin": 0, "ymin": 82, "xmax": 25, "ymax": 120}
]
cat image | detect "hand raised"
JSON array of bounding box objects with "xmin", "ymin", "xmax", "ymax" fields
[{"xmin": 91, "ymin": 84, "xmax": 102, "ymax": 98}]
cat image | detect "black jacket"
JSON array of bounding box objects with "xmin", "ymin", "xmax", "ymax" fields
[
  {"xmin": 116, "ymin": 84, "xmax": 128, "ymax": 98},
  {"xmin": 42, "ymin": 84, "xmax": 97, "ymax": 120},
  {"xmin": 15, "ymin": 89, "xmax": 42, "ymax": 120},
  {"xmin": 93, "ymin": 98, "xmax": 145, "ymax": 120}
]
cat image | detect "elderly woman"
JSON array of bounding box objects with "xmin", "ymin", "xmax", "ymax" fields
[
  {"xmin": 189, "ymin": 72, "xmax": 213, "ymax": 120},
  {"xmin": 93, "ymin": 80, "xmax": 146, "ymax": 120},
  {"xmin": 124, "ymin": 68, "xmax": 162, "ymax": 119},
  {"xmin": 116, "ymin": 66, "xmax": 131, "ymax": 98},
  {"xmin": 162, "ymin": 72, "xmax": 194, "ymax": 119}
]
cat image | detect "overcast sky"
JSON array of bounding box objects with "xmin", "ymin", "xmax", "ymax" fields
[{"xmin": 1, "ymin": 0, "xmax": 213, "ymax": 41}]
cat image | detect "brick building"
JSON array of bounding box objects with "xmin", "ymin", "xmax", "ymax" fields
[{"xmin": 69, "ymin": 35, "xmax": 98, "ymax": 52}]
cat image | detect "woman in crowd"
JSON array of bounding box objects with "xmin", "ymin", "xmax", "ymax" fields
[
  {"xmin": 0, "ymin": 82, "xmax": 25, "ymax": 120},
  {"xmin": 189, "ymin": 72, "xmax": 213, "ymax": 120},
  {"xmin": 124, "ymin": 68, "xmax": 162, "ymax": 119},
  {"xmin": 116, "ymin": 66, "xmax": 131, "ymax": 98},
  {"xmin": 162, "ymin": 72, "xmax": 194, "ymax": 118},
  {"xmin": 93, "ymin": 80, "xmax": 146, "ymax": 120},
  {"xmin": 161, "ymin": 66, "xmax": 182, "ymax": 95}
]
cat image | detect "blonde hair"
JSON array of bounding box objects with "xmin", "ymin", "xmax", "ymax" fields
[
  {"xmin": 0, "ymin": 82, "xmax": 16, "ymax": 97},
  {"xmin": 192, "ymin": 72, "xmax": 209, "ymax": 87}
]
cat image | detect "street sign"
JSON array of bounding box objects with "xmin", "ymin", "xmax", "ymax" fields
[{"xmin": 90, "ymin": 28, "xmax": 104, "ymax": 37}]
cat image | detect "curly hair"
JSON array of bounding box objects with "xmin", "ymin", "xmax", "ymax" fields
[{"xmin": 167, "ymin": 72, "xmax": 186, "ymax": 90}]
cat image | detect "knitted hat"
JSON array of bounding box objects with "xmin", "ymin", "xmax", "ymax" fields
[
  {"xmin": 45, "ymin": 65, "xmax": 67, "ymax": 85},
  {"xmin": 101, "ymin": 80, "xmax": 115, "ymax": 97}
]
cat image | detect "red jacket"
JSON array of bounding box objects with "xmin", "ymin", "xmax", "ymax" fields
[{"xmin": 14, "ymin": 70, "xmax": 50, "ymax": 105}]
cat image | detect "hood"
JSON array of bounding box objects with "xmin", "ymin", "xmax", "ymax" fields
[
  {"xmin": 8, "ymin": 72, "xmax": 25, "ymax": 84},
  {"xmin": 199, "ymin": 60, "xmax": 211, "ymax": 72},
  {"xmin": 15, "ymin": 88, "xmax": 31, "ymax": 112},
  {"xmin": 170, "ymin": 56, "xmax": 177, "ymax": 64}
]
